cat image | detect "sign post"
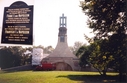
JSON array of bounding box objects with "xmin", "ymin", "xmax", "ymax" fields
[{"xmin": 1, "ymin": 1, "xmax": 33, "ymax": 45}]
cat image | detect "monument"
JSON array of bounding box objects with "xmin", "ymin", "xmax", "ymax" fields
[{"xmin": 42, "ymin": 14, "xmax": 80, "ymax": 71}]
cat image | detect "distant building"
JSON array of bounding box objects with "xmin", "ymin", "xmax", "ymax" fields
[
  {"xmin": 32, "ymin": 48, "xmax": 43, "ymax": 66},
  {"xmin": 41, "ymin": 14, "xmax": 80, "ymax": 71}
]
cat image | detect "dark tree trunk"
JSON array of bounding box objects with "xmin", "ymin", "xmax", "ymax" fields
[
  {"xmin": 118, "ymin": 64, "xmax": 125, "ymax": 82},
  {"xmin": 102, "ymin": 70, "xmax": 106, "ymax": 76}
]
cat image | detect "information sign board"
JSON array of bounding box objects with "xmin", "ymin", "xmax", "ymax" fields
[{"xmin": 1, "ymin": 1, "xmax": 33, "ymax": 45}]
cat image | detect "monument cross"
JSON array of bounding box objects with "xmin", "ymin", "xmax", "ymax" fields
[{"xmin": 60, "ymin": 13, "xmax": 67, "ymax": 27}]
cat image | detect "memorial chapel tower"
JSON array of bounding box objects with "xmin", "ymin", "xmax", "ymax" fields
[
  {"xmin": 42, "ymin": 14, "xmax": 80, "ymax": 71},
  {"xmin": 58, "ymin": 14, "xmax": 67, "ymax": 43}
]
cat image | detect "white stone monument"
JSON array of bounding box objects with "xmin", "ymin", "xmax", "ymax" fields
[{"xmin": 42, "ymin": 14, "xmax": 80, "ymax": 71}]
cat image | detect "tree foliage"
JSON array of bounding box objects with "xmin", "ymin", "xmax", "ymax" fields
[
  {"xmin": 33, "ymin": 45, "xmax": 54, "ymax": 54},
  {"xmin": 80, "ymin": 0, "xmax": 126, "ymax": 38},
  {"xmin": 43, "ymin": 46, "xmax": 54, "ymax": 54},
  {"xmin": 0, "ymin": 46, "xmax": 23, "ymax": 69},
  {"xmin": 108, "ymin": 33, "xmax": 127, "ymax": 74},
  {"xmin": 89, "ymin": 40, "xmax": 115, "ymax": 75},
  {"xmin": 80, "ymin": 0, "xmax": 127, "ymax": 80},
  {"xmin": 76, "ymin": 45, "xmax": 90, "ymax": 67},
  {"xmin": 69, "ymin": 41, "xmax": 84, "ymax": 55},
  {"xmin": 77, "ymin": 39, "xmax": 114, "ymax": 75}
]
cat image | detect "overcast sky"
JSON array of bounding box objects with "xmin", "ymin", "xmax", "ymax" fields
[{"xmin": 0, "ymin": 0, "xmax": 94, "ymax": 48}]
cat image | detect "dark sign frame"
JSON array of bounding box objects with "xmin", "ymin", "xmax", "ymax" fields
[{"xmin": 1, "ymin": 1, "xmax": 33, "ymax": 45}]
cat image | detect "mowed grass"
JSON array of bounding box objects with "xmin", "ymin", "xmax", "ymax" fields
[{"xmin": 0, "ymin": 71, "xmax": 119, "ymax": 83}]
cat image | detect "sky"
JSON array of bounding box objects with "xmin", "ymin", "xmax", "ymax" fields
[{"xmin": 0, "ymin": 0, "xmax": 94, "ymax": 48}]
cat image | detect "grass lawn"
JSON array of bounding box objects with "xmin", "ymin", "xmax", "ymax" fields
[{"xmin": 0, "ymin": 71, "xmax": 121, "ymax": 83}]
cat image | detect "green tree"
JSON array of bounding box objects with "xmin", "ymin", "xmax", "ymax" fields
[
  {"xmin": 21, "ymin": 53, "xmax": 32, "ymax": 65},
  {"xmin": 43, "ymin": 46, "xmax": 54, "ymax": 54},
  {"xmin": 21, "ymin": 46, "xmax": 33, "ymax": 65},
  {"xmin": 0, "ymin": 46, "xmax": 24, "ymax": 69},
  {"xmin": 80, "ymin": 0, "xmax": 127, "ymax": 81},
  {"xmin": 89, "ymin": 40, "xmax": 114, "ymax": 76},
  {"xmin": 0, "ymin": 46, "xmax": 12, "ymax": 69},
  {"xmin": 33, "ymin": 45, "xmax": 54, "ymax": 54},
  {"xmin": 76, "ymin": 45, "xmax": 91, "ymax": 68},
  {"xmin": 108, "ymin": 33, "xmax": 127, "ymax": 74},
  {"xmin": 77, "ymin": 34, "xmax": 114, "ymax": 75},
  {"xmin": 33, "ymin": 45, "xmax": 44, "ymax": 49},
  {"xmin": 80, "ymin": 0, "xmax": 126, "ymax": 38},
  {"xmin": 69, "ymin": 41, "xmax": 84, "ymax": 55},
  {"xmin": 26, "ymin": 46, "xmax": 33, "ymax": 51}
]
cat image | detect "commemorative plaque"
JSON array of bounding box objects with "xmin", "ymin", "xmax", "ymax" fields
[{"xmin": 1, "ymin": 1, "xmax": 33, "ymax": 45}]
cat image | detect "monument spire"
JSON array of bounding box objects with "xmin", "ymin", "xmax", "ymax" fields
[
  {"xmin": 59, "ymin": 13, "xmax": 67, "ymax": 27},
  {"xmin": 58, "ymin": 14, "xmax": 67, "ymax": 43}
]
